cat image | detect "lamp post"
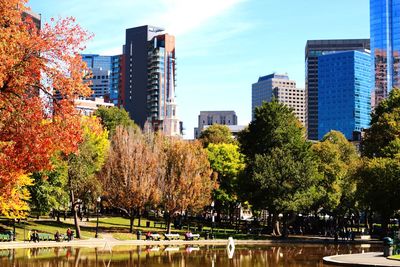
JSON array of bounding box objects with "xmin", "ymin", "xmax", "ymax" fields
[
  {"xmin": 95, "ymin": 197, "xmax": 101, "ymax": 238},
  {"xmin": 211, "ymin": 201, "xmax": 215, "ymax": 239}
]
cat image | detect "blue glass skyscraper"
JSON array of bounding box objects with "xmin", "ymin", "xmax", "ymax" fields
[
  {"xmin": 370, "ymin": 0, "xmax": 400, "ymax": 106},
  {"xmin": 318, "ymin": 50, "xmax": 372, "ymax": 140}
]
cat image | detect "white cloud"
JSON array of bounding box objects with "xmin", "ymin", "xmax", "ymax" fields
[{"xmin": 141, "ymin": 0, "xmax": 247, "ymax": 36}]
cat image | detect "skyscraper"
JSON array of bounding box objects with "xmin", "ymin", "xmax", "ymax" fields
[
  {"xmin": 252, "ymin": 73, "xmax": 306, "ymax": 126},
  {"xmin": 370, "ymin": 0, "xmax": 400, "ymax": 106},
  {"xmin": 305, "ymin": 39, "xmax": 370, "ymax": 140},
  {"xmin": 123, "ymin": 25, "xmax": 180, "ymax": 137},
  {"xmin": 318, "ymin": 50, "xmax": 372, "ymax": 140}
]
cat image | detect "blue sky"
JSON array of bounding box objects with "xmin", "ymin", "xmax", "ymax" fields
[{"xmin": 28, "ymin": 0, "xmax": 370, "ymax": 139}]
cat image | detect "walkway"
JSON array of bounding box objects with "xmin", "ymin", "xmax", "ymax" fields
[{"xmin": 324, "ymin": 253, "xmax": 400, "ymax": 267}]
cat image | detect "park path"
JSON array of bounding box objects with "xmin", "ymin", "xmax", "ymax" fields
[{"xmin": 324, "ymin": 252, "xmax": 400, "ymax": 267}]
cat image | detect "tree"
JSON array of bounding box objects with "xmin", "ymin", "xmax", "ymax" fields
[
  {"xmin": 199, "ymin": 124, "xmax": 235, "ymax": 147},
  {"xmin": 94, "ymin": 106, "xmax": 138, "ymax": 137},
  {"xmin": 312, "ymin": 131, "xmax": 359, "ymax": 213},
  {"xmin": 206, "ymin": 143, "xmax": 245, "ymax": 222},
  {"xmin": 362, "ymin": 88, "xmax": 400, "ymax": 158},
  {"xmin": 0, "ymin": 0, "xmax": 92, "ymax": 217},
  {"xmin": 238, "ymin": 101, "xmax": 319, "ymax": 236},
  {"xmin": 160, "ymin": 139, "xmax": 216, "ymax": 233},
  {"xmin": 29, "ymin": 157, "xmax": 69, "ymax": 220},
  {"xmin": 358, "ymin": 88, "xmax": 400, "ymax": 235},
  {"xmin": 101, "ymin": 126, "xmax": 161, "ymax": 233},
  {"xmin": 312, "ymin": 131, "xmax": 360, "ymax": 229},
  {"xmin": 355, "ymin": 157, "xmax": 400, "ymax": 235},
  {"xmin": 66, "ymin": 117, "xmax": 109, "ymax": 238}
]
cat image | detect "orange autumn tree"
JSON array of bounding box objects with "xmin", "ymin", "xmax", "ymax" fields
[
  {"xmin": 0, "ymin": 0, "xmax": 92, "ymax": 217},
  {"xmin": 160, "ymin": 139, "xmax": 217, "ymax": 233},
  {"xmin": 101, "ymin": 126, "xmax": 161, "ymax": 233}
]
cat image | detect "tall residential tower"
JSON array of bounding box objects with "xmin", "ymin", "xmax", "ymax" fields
[{"xmin": 123, "ymin": 25, "xmax": 180, "ymax": 137}]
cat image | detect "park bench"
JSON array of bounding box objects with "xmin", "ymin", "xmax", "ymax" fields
[
  {"xmin": 185, "ymin": 233, "xmax": 200, "ymax": 241},
  {"xmin": 154, "ymin": 221, "xmax": 166, "ymax": 228},
  {"xmin": 0, "ymin": 233, "xmax": 11, "ymax": 242},
  {"xmin": 164, "ymin": 233, "xmax": 181, "ymax": 240},
  {"xmin": 38, "ymin": 233, "xmax": 52, "ymax": 241},
  {"xmin": 147, "ymin": 233, "xmax": 161, "ymax": 241}
]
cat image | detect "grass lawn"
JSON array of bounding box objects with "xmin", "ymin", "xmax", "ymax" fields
[{"xmin": 389, "ymin": 255, "xmax": 400, "ymax": 260}]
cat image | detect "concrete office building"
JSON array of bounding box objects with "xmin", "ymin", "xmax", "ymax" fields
[
  {"xmin": 194, "ymin": 111, "xmax": 238, "ymax": 138},
  {"xmin": 123, "ymin": 25, "xmax": 180, "ymax": 137},
  {"xmin": 252, "ymin": 73, "xmax": 306, "ymax": 127},
  {"xmin": 318, "ymin": 50, "xmax": 372, "ymax": 140},
  {"xmin": 370, "ymin": 0, "xmax": 400, "ymax": 107},
  {"xmin": 305, "ymin": 39, "xmax": 370, "ymax": 140}
]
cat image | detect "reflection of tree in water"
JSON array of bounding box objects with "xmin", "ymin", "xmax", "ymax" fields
[{"xmin": 0, "ymin": 244, "xmax": 381, "ymax": 267}]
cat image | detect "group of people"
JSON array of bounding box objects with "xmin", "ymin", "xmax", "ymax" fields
[
  {"xmin": 28, "ymin": 230, "xmax": 40, "ymax": 242},
  {"xmin": 28, "ymin": 228, "xmax": 74, "ymax": 242}
]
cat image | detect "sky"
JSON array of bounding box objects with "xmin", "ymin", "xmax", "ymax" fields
[{"xmin": 28, "ymin": 0, "xmax": 370, "ymax": 139}]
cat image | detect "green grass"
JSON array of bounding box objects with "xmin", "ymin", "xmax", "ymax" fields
[{"xmin": 388, "ymin": 255, "xmax": 400, "ymax": 260}]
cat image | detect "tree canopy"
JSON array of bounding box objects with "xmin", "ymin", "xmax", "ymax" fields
[
  {"xmin": 0, "ymin": 0, "xmax": 92, "ymax": 217},
  {"xmin": 94, "ymin": 106, "xmax": 138, "ymax": 136},
  {"xmin": 362, "ymin": 88, "xmax": 400, "ymax": 158},
  {"xmin": 199, "ymin": 124, "xmax": 234, "ymax": 147}
]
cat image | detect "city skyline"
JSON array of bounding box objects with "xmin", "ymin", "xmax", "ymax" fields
[{"xmin": 28, "ymin": 0, "xmax": 370, "ymax": 138}]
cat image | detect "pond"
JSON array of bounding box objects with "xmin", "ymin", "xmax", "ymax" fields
[{"xmin": 0, "ymin": 243, "xmax": 381, "ymax": 266}]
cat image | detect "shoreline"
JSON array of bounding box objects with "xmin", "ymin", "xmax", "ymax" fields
[{"xmin": 0, "ymin": 236, "xmax": 382, "ymax": 250}]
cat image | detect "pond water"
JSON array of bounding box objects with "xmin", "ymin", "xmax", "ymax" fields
[{"xmin": 0, "ymin": 243, "xmax": 381, "ymax": 267}]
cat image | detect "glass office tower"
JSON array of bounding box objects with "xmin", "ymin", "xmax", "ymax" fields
[
  {"xmin": 370, "ymin": 0, "xmax": 400, "ymax": 106},
  {"xmin": 318, "ymin": 50, "xmax": 372, "ymax": 140}
]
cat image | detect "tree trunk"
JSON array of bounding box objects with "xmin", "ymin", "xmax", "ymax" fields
[
  {"xmin": 166, "ymin": 216, "xmax": 172, "ymax": 234},
  {"xmin": 70, "ymin": 190, "xmax": 81, "ymax": 239},
  {"xmin": 129, "ymin": 208, "xmax": 134, "ymax": 233},
  {"xmin": 282, "ymin": 213, "xmax": 288, "ymax": 238},
  {"xmin": 382, "ymin": 215, "xmax": 390, "ymax": 237},
  {"xmin": 56, "ymin": 210, "xmax": 61, "ymax": 223},
  {"xmin": 137, "ymin": 209, "xmax": 141, "ymax": 227},
  {"xmin": 272, "ymin": 213, "xmax": 281, "ymax": 236}
]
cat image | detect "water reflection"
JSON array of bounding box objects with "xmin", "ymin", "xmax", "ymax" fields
[{"xmin": 0, "ymin": 244, "xmax": 381, "ymax": 267}]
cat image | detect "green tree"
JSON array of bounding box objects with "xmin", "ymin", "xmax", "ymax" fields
[
  {"xmin": 29, "ymin": 157, "xmax": 69, "ymax": 220},
  {"xmin": 362, "ymin": 88, "xmax": 400, "ymax": 158},
  {"xmin": 358, "ymin": 88, "xmax": 400, "ymax": 235},
  {"xmin": 312, "ymin": 131, "xmax": 359, "ymax": 227},
  {"xmin": 206, "ymin": 143, "xmax": 245, "ymax": 221},
  {"xmin": 66, "ymin": 117, "xmax": 109, "ymax": 238},
  {"xmin": 199, "ymin": 124, "xmax": 234, "ymax": 147},
  {"xmin": 355, "ymin": 157, "xmax": 400, "ymax": 235},
  {"xmin": 238, "ymin": 101, "xmax": 319, "ymax": 236},
  {"xmin": 94, "ymin": 106, "xmax": 138, "ymax": 136}
]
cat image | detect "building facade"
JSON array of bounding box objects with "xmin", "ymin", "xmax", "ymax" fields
[
  {"xmin": 318, "ymin": 50, "xmax": 372, "ymax": 140},
  {"xmin": 123, "ymin": 25, "xmax": 180, "ymax": 137},
  {"xmin": 75, "ymin": 97, "xmax": 114, "ymax": 116},
  {"xmin": 194, "ymin": 111, "xmax": 238, "ymax": 138},
  {"xmin": 252, "ymin": 73, "xmax": 306, "ymax": 126},
  {"xmin": 305, "ymin": 39, "xmax": 370, "ymax": 140},
  {"xmin": 370, "ymin": 0, "xmax": 400, "ymax": 107}
]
